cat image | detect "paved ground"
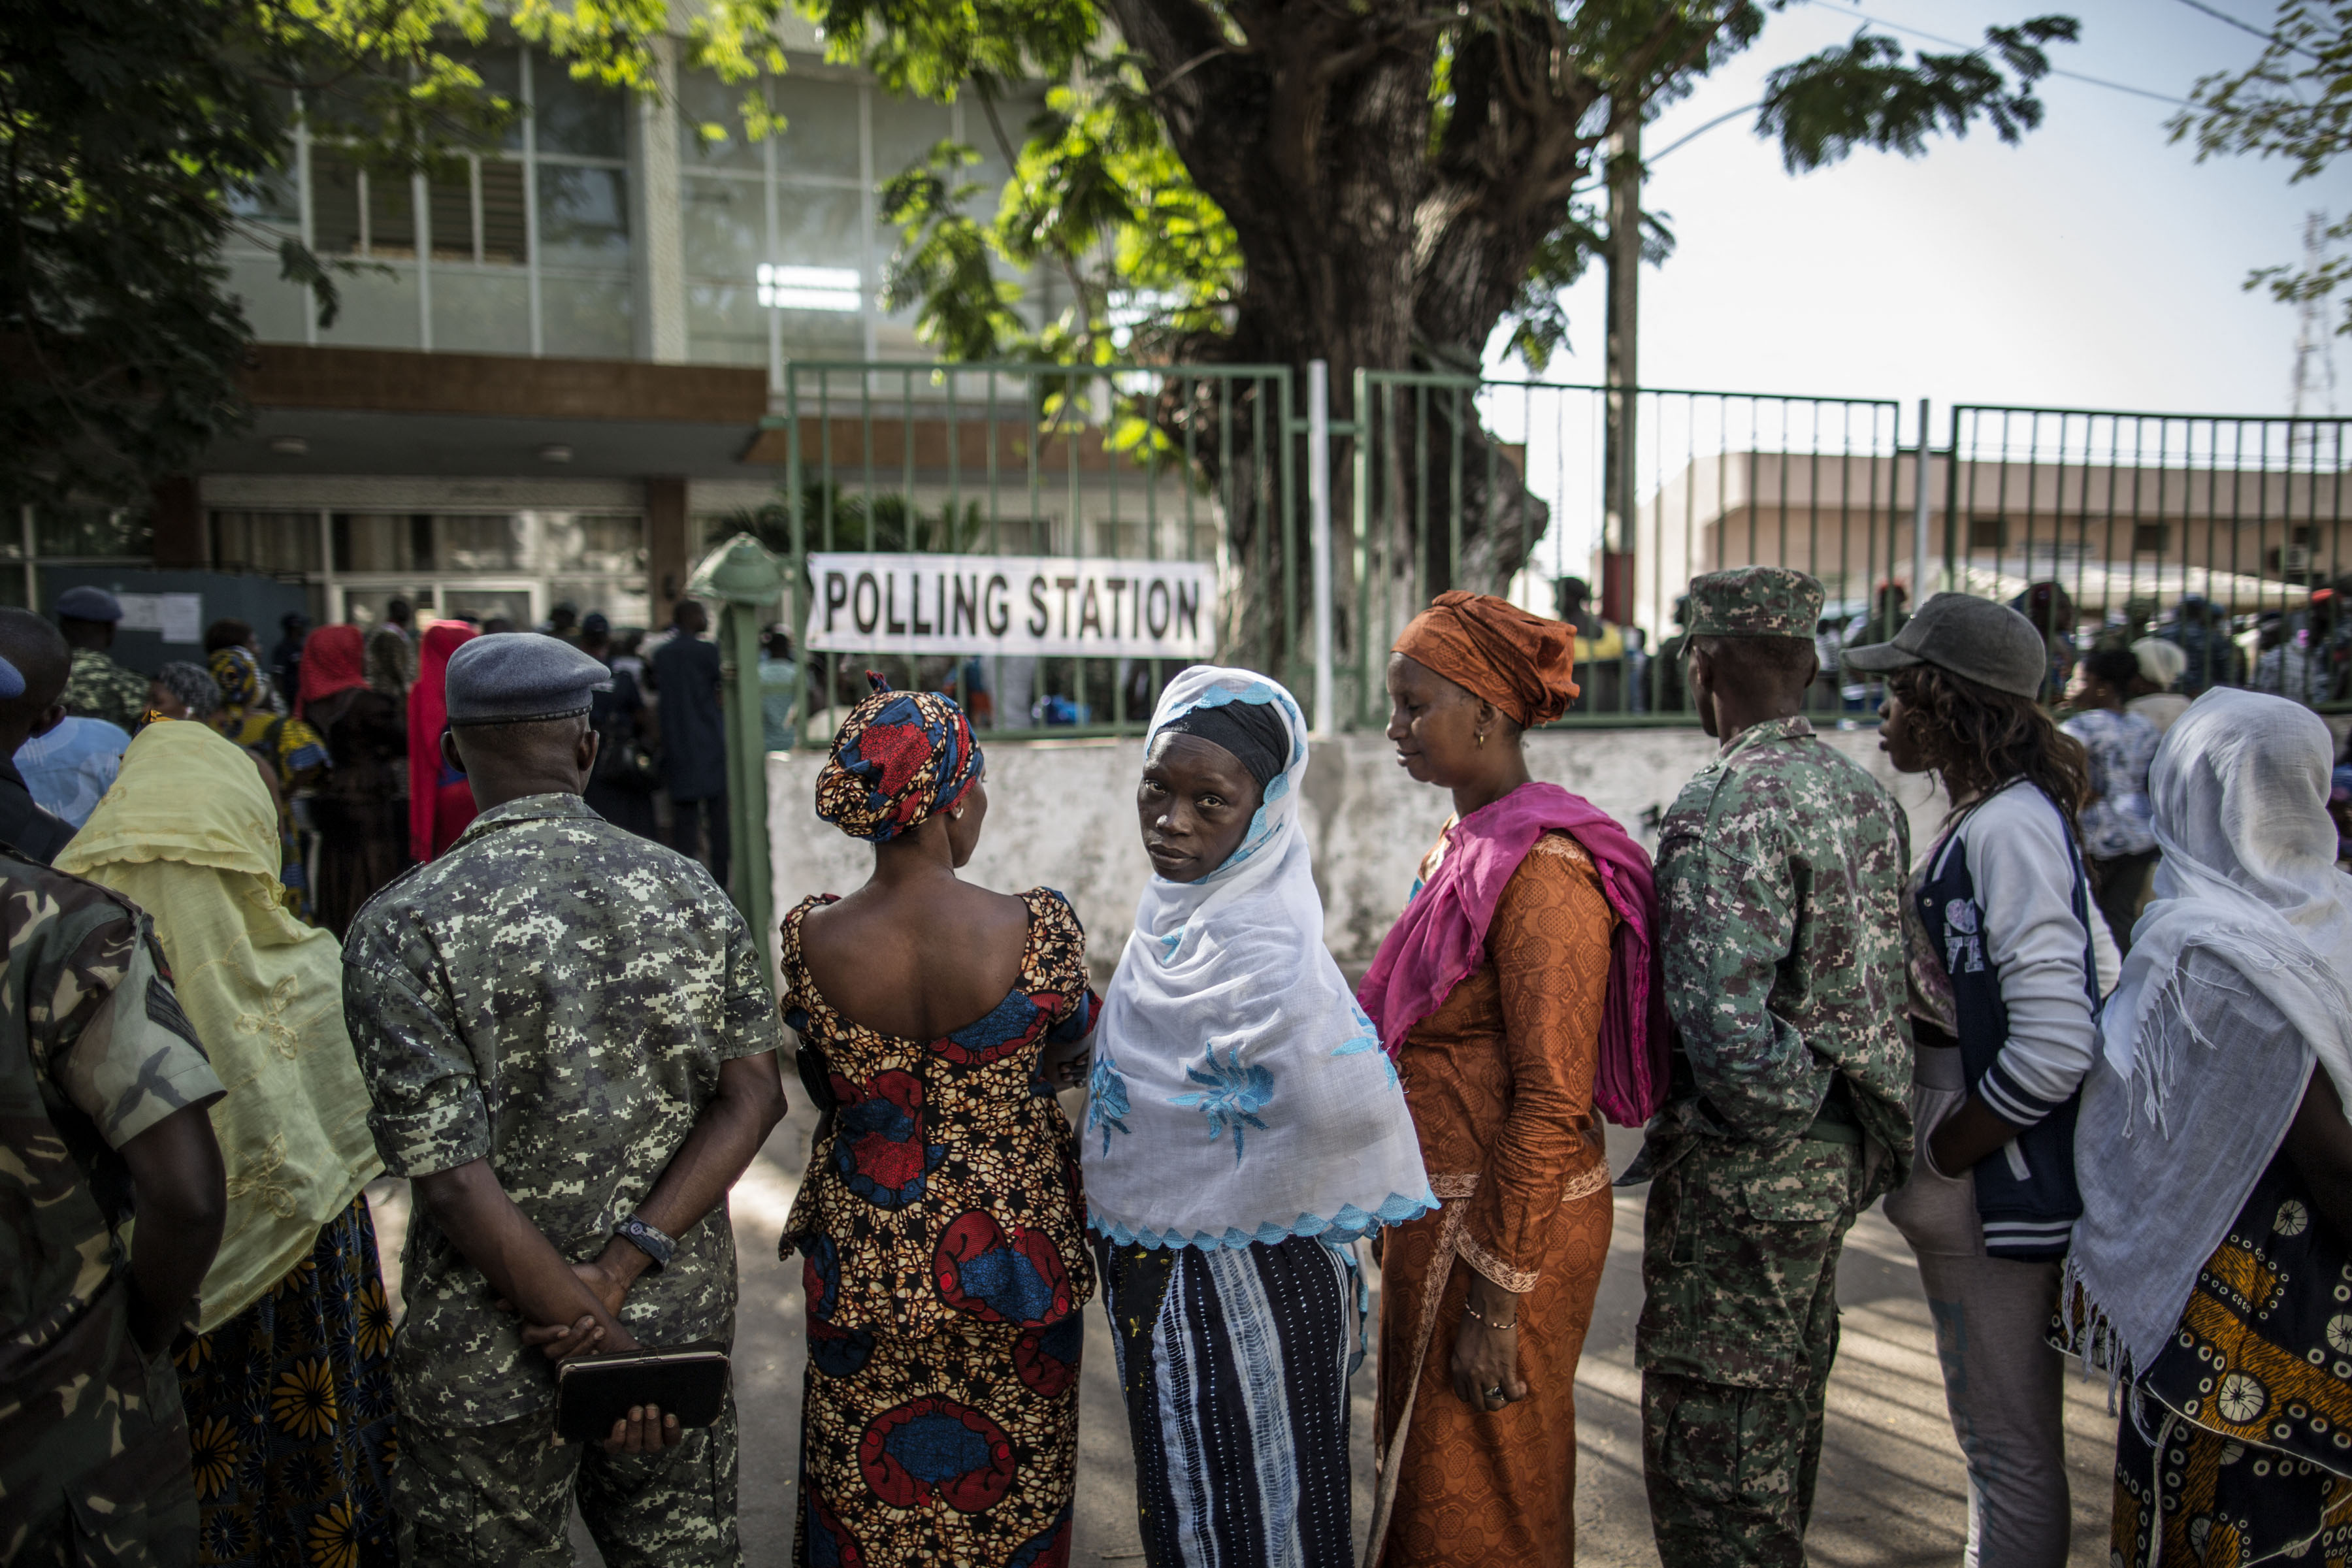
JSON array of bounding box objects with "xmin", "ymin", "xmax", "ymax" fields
[{"xmin": 368, "ymin": 1110, "xmax": 2123, "ymax": 1565}]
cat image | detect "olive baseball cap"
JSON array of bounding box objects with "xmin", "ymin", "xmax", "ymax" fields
[{"xmin": 1840, "ymin": 591, "xmax": 2048, "ymax": 698}]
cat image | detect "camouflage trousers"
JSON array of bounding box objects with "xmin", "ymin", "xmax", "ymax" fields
[
  {"xmin": 395, "ymin": 1396, "xmax": 740, "ymax": 1568},
  {"xmin": 1635, "ymin": 1134, "xmax": 1865, "ymax": 1568}
]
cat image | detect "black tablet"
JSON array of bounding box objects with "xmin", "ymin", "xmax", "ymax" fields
[{"xmin": 553, "ymin": 1341, "xmax": 730, "ymax": 1445}]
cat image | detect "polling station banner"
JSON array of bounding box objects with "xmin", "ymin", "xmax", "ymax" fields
[{"xmin": 803, "ymin": 552, "xmax": 1218, "ymax": 659}]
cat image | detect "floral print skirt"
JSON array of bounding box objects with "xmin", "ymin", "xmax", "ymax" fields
[
  {"xmin": 794, "ymin": 1309, "xmax": 1082, "ymax": 1567},
  {"xmin": 175, "ymin": 1194, "xmax": 399, "ymax": 1568}
]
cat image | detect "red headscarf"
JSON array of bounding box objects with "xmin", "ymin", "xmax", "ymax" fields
[
  {"xmin": 408, "ymin": 623, "xmax": 479, "ymax": 862},
  {"xmin": 295, "ymin": 625, "xmax": 366, "ymax": 719},
  {"xmin": 1393, "ymin": 590, "xmax": 1579, "ymax": 727}
]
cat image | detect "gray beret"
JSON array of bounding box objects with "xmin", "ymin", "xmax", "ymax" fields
[
  {"xmin": 54, "ymin": 586, "xmax": 122, "ymax": 622},
  {"xmin": 444, "ymin": 632, "xmax": 610, "ymax": 726}
]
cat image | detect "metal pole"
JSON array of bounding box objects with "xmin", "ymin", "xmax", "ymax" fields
[
  {"xmin": 1308, "ymin": 359, "xmax": 1335, "ymax": 734},
  {"xmin": 1912, "ymin": 396, "xmax": 1933, "ymax": 602},
  {"xmin": 1603, "ymin": 115, "xmax": 1641, "ymax": 624},
  {"xmin": 689, "ymin": 534, "xmax": 787, "ymax": 966}
]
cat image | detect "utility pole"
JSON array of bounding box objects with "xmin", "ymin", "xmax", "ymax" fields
[
  {"xmin": 1602, "ymin": 114, "xmax": 1641, "ymax": 630},
  {"xmin": 2292, "ymin": 209, "xmax": 2338, "ymax": 439}
]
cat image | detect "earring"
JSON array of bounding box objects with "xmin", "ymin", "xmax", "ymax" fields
[{"xmin": 1475, "ymin": 730, "xmax": 1486, "ymax": 747}]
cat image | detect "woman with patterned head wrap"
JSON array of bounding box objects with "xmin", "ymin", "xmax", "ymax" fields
[
  {"xmin": 1087, "ymin": 666, "xmax": 1432, "ymax": 1568},
  {"xmin": 301, "ymin": 625, "xmax": 409, "ymax": 936},
  {"xmin": 779, "ymin": 675, "xmax": 1100, "ymax": 1568},
  {"xmin": 1360, "ymin": 591, "xmax": 1663, "ymax": 1568},
  {"xmin": 209, "ymin": 644, "xmax": 329, "ymax": 921}
]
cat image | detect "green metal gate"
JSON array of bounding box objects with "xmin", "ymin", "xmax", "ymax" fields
[{"xmin": 764, "ymin": 359, "xmax": 1299, "ymax": 745}]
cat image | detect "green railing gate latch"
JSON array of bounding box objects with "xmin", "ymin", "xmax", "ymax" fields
[{"xmin": 689, "ymin": 532, "xmax": 787, "ymax": 963}]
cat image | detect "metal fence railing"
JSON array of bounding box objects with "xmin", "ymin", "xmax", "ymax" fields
[
  {"xmin": 1944, "ymin": 406, "xmax": 2352, "ymax": 706},
  {"xmin": 747, "ymin": 367, "xmax": 2352, "ymax": 743},
  {"xmin": 1352, "ymin": 372, "xmax": 1910, "ymax": 724},
  {"xmin": 758, "ymin": 360, "xmax": 1298, "ymax": 745}
]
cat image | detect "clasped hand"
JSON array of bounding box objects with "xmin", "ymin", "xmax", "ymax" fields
[{"xmin": 506, "ymin": 1256, "xmax": 688, "ymax": 1454}]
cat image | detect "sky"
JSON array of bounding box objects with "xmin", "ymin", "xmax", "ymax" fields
[{"xmin": 1496, "ymin": 0, "xmax": 2341, "ymax": 429}]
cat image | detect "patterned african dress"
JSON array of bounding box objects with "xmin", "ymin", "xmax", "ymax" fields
[
  {"xmin": 1375, "ymin": 829, "xmax": 1618, "ymax": 1568},
  {"xmin": 780, "ymin": 889, "xmax": 1098, "ymax": 1568},
  {"xmin": 174, "ymin": 1194, "xmax": 399, "ymax": 1568},
  {"xmin": 2109, "ymin": 1149, "xmax": 2352, "ymax": 1564}
]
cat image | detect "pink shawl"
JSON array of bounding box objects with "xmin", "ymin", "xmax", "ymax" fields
[{"xmin": 1357, "ymin": 781, "xmax": 1666, "ymax": 1127}]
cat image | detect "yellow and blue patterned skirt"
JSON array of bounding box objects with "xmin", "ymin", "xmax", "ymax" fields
[
  {"xmin": 2111, "ymin": 1152, "xmax": 2352, "ymax": 1565},
  {"xmin": 174, "ymin": 1194, "xmax": 399, "ymax": 1568}
]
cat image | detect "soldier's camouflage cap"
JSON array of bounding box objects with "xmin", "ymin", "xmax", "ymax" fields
[{"xmin": 1684, "ymin": 566, "xmax": 1825, "ymax": 639}]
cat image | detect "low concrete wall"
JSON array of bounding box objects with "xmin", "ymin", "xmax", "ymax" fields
[{"xmin": 766, "ymin": 724, "xmax": 1950, "ymax": 975}]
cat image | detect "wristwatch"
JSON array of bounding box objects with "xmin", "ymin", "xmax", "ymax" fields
[{"xmin": 613, "ymin": 1214, "xmax": 678, "ymax": 1272}]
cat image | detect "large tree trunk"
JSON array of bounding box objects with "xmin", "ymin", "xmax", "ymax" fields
[{"xmin": 1103, "ymin": 0, "xmax": 1652, "ymax": 698}]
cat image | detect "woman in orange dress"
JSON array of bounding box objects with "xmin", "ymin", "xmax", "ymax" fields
[{"xmin": 1359, "ymin": 591, "xmax": 1665, "ymax": 1567}]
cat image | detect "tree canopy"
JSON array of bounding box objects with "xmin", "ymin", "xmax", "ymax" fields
[
  {"xmin": 0, "ymin": 0, "xmax": 790, "ymax": 512},
  {"xmin": 821, "ymin": 0, "xmax": 2077, "ymax": 386},
  {"xmin": 2174, "ymin": 1, "xmax": 2352, "ymax": 333}
]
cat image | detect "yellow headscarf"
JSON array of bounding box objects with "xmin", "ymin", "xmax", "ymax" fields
[{"xmin": 58, "ymin": 721, "xmax": 382, "ymax": 1330}]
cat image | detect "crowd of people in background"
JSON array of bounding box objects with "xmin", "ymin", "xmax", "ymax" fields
[
  {"xmin": 0, "ymin": 588, "xmax": 779, "ymax": 938},
  {"xmin": 5, "ymin": 562, "xmax": 2351, "ymax": 1568}
]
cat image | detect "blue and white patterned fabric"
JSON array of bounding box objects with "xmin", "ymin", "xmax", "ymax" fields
[
  {"xmin": 15, "ymin": 715, "xmax": 129, "ymax": 827},
  {"xmin": 1086, "ymin": 666, "xmax": 1434, "ymax": 1250},
  {"xmin": 1095, "ymin": 1230, "xmax": 1359, "ymax": 1567},
  {"xmin": 2060, "ymin": 704, "xmax": 2159, "ymax": 859}
]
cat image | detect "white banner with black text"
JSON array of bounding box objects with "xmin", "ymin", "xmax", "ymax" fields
[{"xmin": 802, "ymin": 552, "xmax": 1217, "ymax": 659}]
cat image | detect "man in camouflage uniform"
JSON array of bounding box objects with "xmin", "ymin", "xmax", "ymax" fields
[
  {"xmin": 54, "ymin": 587, "xmax": 151, "ymax": 733},
  {"xmin": 342, "ymin": 632, "xmax": 786, "ymax": 1567},
  {"xmin": 1, "ymin": 787, "xmax": 229, "ymax": 1565},
  {"xmin": 1635, "ymin": 567, "xmax": 1915, "ymax": 1567}
]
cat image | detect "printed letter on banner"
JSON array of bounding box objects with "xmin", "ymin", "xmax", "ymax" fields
[{"xmin": 804, "ymin": 553, "xmax": 1217, "ymax": 659}]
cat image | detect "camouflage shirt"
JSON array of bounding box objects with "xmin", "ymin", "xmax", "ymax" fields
[
  {"xmin": 342, "ymin": 792, "xmax": 781, "ymax": 1426},
  {"xmin": 0, "ymin": 850, "xmax": 223, "ymax": 1562},
  {"xmin": 1652, "ymin": 715, "xmax": 1914, "ymax": 1163},
  {"xmin": 62, "ymin": 648, "xmax": 151, "ymax": 733}
]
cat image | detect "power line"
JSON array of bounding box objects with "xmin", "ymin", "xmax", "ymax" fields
[
  {"xmin": 2170, "ymin": 0, "xmax": 2294, "ymax": 52},
  {"xmin": 1649, "ymin": 102, "xmax": 1762, "ymax": 161},
  {"xmin": 1648, "ymin": 1, "xmax": 2208, "ymax": 166},
  {"xmin": 1788, "ymin": 0, "xmax": 2193, "ymax": 106}
]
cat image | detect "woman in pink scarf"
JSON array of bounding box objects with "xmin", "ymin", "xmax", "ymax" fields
[
  {"xmin": 407, "ymin": 621, "xmax": 479, "ymax": 860},
  {"xmin": 1360, "ymin": 591, "xmax": 1663, "ymax": 1568}
]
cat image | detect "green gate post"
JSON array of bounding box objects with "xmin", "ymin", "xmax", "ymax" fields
[{"xmin": 688, "ymin": 532, "xmax": 787, "ymax": 960}]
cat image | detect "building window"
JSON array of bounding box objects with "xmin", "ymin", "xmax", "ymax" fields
[
  {"xmin": 1968, "ymin": 516, "xmax": 2008, "ymax": 549},
  {"xmin": 2131, "ymin": 521, "xmax": 2170, "ymax": 554},
  {"xmin": 224, "ymin": 46, "xmax": 632, "ymax": 359},
  {"xmin": 213, "ymin": 510, "xmax": 323, "ymax": 574}
]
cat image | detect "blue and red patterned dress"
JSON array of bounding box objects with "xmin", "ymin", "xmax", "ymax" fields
[{"xmin": 780, "ymin": 888, "xmax": 1097, "ymax": 1568}]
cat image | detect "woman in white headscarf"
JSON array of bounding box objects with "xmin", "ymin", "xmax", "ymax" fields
[
  {"xmin": 1086, "ymin": 666, "xmax": 1433, "ymax": 1567},
  {"xmin": 2060, "ymin": 689, "xmax": 2352, "ymax": 1566}
]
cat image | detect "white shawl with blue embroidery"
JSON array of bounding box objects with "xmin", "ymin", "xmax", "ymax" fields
[{"xmin": 1085, "ymin": 667, "xmax": 1434, "ymax": 1250}]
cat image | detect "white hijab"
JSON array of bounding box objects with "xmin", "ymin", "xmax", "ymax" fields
[
  {"xmin": 1085, "ymin": 667, "xmax": 1433, "ymax": 1250},
  {"xmin": 2100, "ymin": 687, "xmax": 2352, "ymax": 1116},
  {"xmin": 2067, "ymin": 689, "xmax": 2352, "ymax": 1377}
]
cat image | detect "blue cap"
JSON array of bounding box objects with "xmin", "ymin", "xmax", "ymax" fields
[
  {"xmin": 444, "ymin": 632, "xmax": 610, "ymax": 726},
  {"xmin": 54, "ymin": 586, "xmax": 121, "ymax": 623},
  {"xmin": 0, "ymin": 656, "xmax": 24, "ymax": 701}
]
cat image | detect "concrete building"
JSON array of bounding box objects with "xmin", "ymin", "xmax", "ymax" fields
[
  {"xmin": 1629, "ymin": 448, "xmax": 2352, "ymax": 641},
  {"xmin": 67, "ymin": 23, "xmax": 1075, "ymax": 635}
]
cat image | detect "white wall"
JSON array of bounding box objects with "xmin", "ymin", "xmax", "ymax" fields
[{"xmin": 767, "ymin": 723, "xmax": 1950, "ymax": 976}]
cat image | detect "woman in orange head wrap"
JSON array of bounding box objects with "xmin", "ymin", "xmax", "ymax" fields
[{"xmin": 1360, "ymin": 591, "xmax": 1665, "ymax": 1567}]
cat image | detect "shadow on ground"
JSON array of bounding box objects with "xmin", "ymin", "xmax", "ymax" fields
[{"xmin": 366, "ymin": 1113, "xmax": 2119, "ymax": 1565}]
